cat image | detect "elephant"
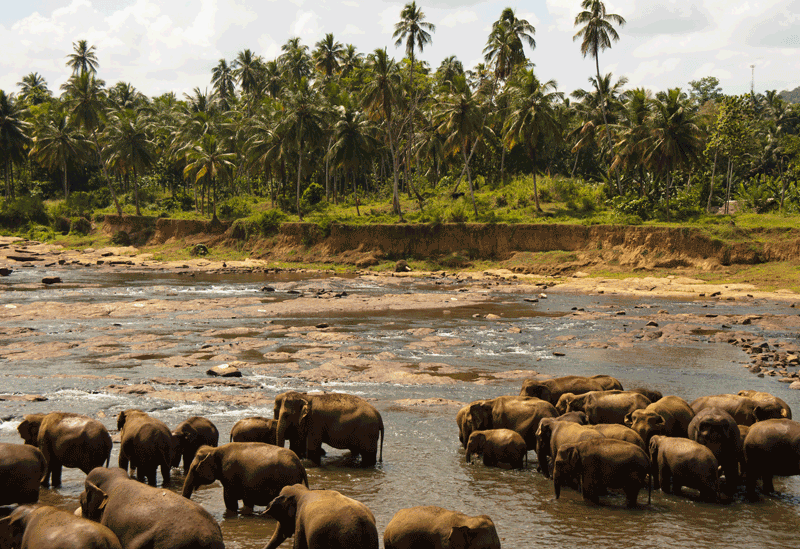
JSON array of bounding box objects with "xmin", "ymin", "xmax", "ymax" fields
[
  {"xmin": 383, "ymin": 506, "xmax": 501, "ymax": 549},
  {"xmin": 467, "ymin": 395, "xmax": 558, "ymax": 450},
  {"xmin": 589, "ymin": 424, "xmax": 646, "ymax": 451},
  {"xmin": 0, "ymin": 442, "xmax": 46, "ymax": 505},
  {"xmin": 690, "ymin": 394, "xmax": 784, "ymax": 426},
  {"xmin": 263, "ymin": 483, "xmax": 378, "ymax": 549},
  {"xmin": 0, "ymin": 504, "xmax": 121, "ymax": 549},
  {"xmin": 630, "ymin": 387, "xmax": 663, "ymax": 404},
  {"xmin": 744, "ymin": 418, "xmax": 800, "ymax": 498},
  {"xmin": 78, "ymin": 467, "xmax": 225, "ymax": 549},
  {"xmin": 688, "ymin": 407, "xmax": 742, "ymax": 495},
  {"xmin": 274, "ymin": 392, "xmax": 309, "ymax": 457},
  {"xmin": 568, "ymin": 391, "xmax": 651, "ymax": 425},
  {"xmin": 230, "ymin": 416, "xmax": 277, "ymax": 443},
  {"xmin": 182, "ymin": 442, "xmax": 308, "ymax": 513},
  {"xmin": 171, "ymin": 416, "xmax": 219, "ymax": 474},
  {"xmin": 737, "ymin": 390, "xmax": 792, "ymax": 420},
  {"xmin": 519, "ymin": 375, "xmax": 623, "ymax": 405},
  {"xmin": 535, "ymin": 417, "xmax": 604, "ymax": 477},
  {"xmin": 466, "ymin": 429, "xmax": 527, "ymax": 469},
  {"xmin": 624, "ymin": 395, "xmax": 695, "ymax": 446},
  {"xmin": 648, "ymin": 435, "xmax": 719, "ymax": 502},
  {"xmin": 117, "ymin": 409, "xmax": 174, "ymax": 486},
  {"xmin": 17, "ymin": 411, "xmax": 112, "ymax": 487},
  {"xmin": 553, "ymin": 438, "xmax": 651, "ymax": 507},
  {"xmin": 456, "ymin": 405, "xmax": 470, "ymax": 448},
  {"xmin": 556, "ymin": 411, "xmax": 588, "ymax": 424},
  {"xmin": 274, "ymin": 391, "xmax": 384, "ymax": 466}
]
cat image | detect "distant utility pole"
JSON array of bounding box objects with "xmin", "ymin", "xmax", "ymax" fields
[{"xmin": 750, "ymin": 64, "xmax": 755, "ymax": 95}]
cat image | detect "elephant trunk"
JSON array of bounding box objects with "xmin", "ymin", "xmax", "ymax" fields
[
  {"xmin": 276, "ymin": 417, "xmax": 289, "ymax": 448},
  {"xmin": 181, "ymin": 472, "xmax": 196, "ymax": 499}
]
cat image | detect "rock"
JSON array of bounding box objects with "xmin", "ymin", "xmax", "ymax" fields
[
  {"xmin": 315, "ymin": 323, "xmax": 330, "ymax": 329},
  {"xmin": 645, "ymin": 321, "xmax": 659, "ymax": 327},
  {"xmin": 485, "ymin": 314, "xmax": 502, "ymax": 320},
  {"xmin": 106, "ymin": 384, "xmax": 155, "ymax": 395},
  {"xmin": 524, "ymin": 298, "xmax": 539, "ymax": 303},
  {"xmin": 0, "ymin": 394, "xmax": 48, "ymax": 402},
  {"xmin": 207, "ymin": 364, "xmax": 242, "ymax": 377},
  {"xmin": 553, "ymin": 351, "xmax": 566, "ymax": 357},
  {"xmin": 0, "ymin": 268, "xmax": 12, "ymax": 276},
  {"xmin": 190, "ymin": 244, "xmax": 209, "ymax": 257},
  {"xmin": 790, "ymin": 381, "xmax": 800, "ymax": 390},
  {"xmin": 41, "ymin": 277, "xmax": 62, "ymax": 285},
  {"xmin": 261, "ymin": 286, "xmax": 275, "ymax": 292},
  {"xmin": 395, "ymin": 260, "xmax": 412, "ymax": 272}
]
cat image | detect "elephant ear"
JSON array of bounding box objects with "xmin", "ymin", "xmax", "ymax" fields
[
  {"xmin": 117, "ymin": 411, "xmax": 127, "ymax": 430},
  {"xmin": 0, "ymin": 514, "xmax": 25, "ymax": 548},
  {"xmin": 17, "ymin": 416, "xmax": 40, "ymax": 445},
  {"xmin": 82, "ymin": 481, "xmax": 109, "ymax": 521},
  {"xmin": 264, "ymin": 495, "xmax": 298, "ymax": 532},
  {"xmin": 623, "ymin": 411, "xmax": 635, "ymax": 427},
  {"xmin": 445, "ymin": 526, "xmax": 471, "ymax": 549}
]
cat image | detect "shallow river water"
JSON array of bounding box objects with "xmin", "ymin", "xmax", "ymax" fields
[{"xmin": 1, "ymin": 267, "xmax": 799, "ymax": 549}]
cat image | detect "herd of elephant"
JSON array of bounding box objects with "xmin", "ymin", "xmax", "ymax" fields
[
  {"xmin": 0, "ymin": 377, "xmax": 798, "ymax": 549},
  {"xmin": 458, "ymin": 374, "xmax": 799, "ymax": 508}
]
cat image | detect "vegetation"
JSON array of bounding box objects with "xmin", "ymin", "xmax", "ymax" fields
[{"xmin": 1, "ymin": 2, "xmax": 800, "ymax": 238}]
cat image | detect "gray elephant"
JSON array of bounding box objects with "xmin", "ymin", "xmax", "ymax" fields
[
  {"xmin": 624, "ymin": 395, "xmax": 695, "ymax": 446},
  {"xmin": 117, "ymin": 409, "xmax": 174, "ymax": 486},
  {"xmin": 649, "ymin": 435, "xmax": 719, "ymax": 502},
  {"xmin": 688, "ymin": 407, "xmax": 742, "ymax": 495},
  {"xmin": 274, "ymin": 392, "xmax": 309, "ymax": 457},
  {"xmin": 553, "ymin": 438, "xmax": 651, "ymax": 507},
  {"xmin": 555, "ymin": 411, "xmax": 589, "ymax": 424},
  {"xmin": 744, "ymin": 418, "xmax": 800, "ymax": 498},
  {"xmin": 690, "ymin": 394, "xmax": 784, "ymax": 426},
  {"xmin": 534, "ymin": 417, "xmax": 604, "ymax": 477},
  {"xmin": 466, "ymin": 429, "xmax": 527, "ymax": 469},
  {"xmin": 629, "ymin": 387, "xmax": 663, "ymax": 404},
  {"xmin": 467, "ymin": 395, "xmax": 557, "ymax": 450},
  {"xmin": 589, "ymin": 424, "xmax": 645, "ymax": 450},
  {"xmin": 274, "ymin": 391, "xmax": 384, "ymax": 466},
  {"xmin": 78, "ymin": 467, "xmax": 224, "ymax": 549},
  {"xmin": 519, "ymin": 375, "xmax": 623, "ymax": 405},
  {"xmin": 17, "ymin": 411, "xmax": 112, "ymax": 487},
  {"xmin": 456, "ymin": 405, "xmax": 470, "ymax": 447},
  {"xmin": 263, "ymin": 483, "xmax": 378, "ymax": 549},
  {"xmin": 182, "ymin": 442, "xmax": 308, "ymax": 513},
  {"xmin": 171, "ymin": 416, "xmax": 219, "ymax": 474},
  {"xmin": 0, "ymin": 505, "xmax": 121, "ymax": 549},
  {"xmin": 230, "ymin": 416, "xmax": 277, "ymax": 443},
  {"xmin": 566, "ymin": 390, "xmax": 651, "ymax": 424},
  {"xmin": 0, "ymin": 442, "xmax": 47, "ymax": 505},
  {"xmin": 737, "ymin": 390, "xmax": 792, "ymax": 420},
  {"xmin": 384, "ymin": 506, "xmax": 501, "ymax": 549}
]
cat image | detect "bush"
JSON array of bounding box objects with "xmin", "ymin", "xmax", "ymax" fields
[
  {"xmin": 69, "ymin": 217, "xmax": 92, "ymax": 235},
  {"xmin": 111, "ymin": 231, "xmax": 131, "ymax": 245},
  {"xmin": 159, "ymin": 192, "xmax": 195, "ymax": 212},
  {"xmin": 610, "ymin": 194, "xmax": 653, "ymax": 220},
  {"xmin": 302, "ymin": 182, "xmax": 325, "ymax": 206},
  {"xmin": 0, "ymin": 196, "xmax": 49, "ymax": 229},
  {"xmin": 218, "ymin": 196, "xmax": 254, "ymax": 219},
  {"xmin": 253, "ymin": 209, "xmax": 286, "ymax": 236}
]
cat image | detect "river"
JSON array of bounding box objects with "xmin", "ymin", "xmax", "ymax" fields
[{"xmin": 1, "ymin": 266, "xmax": 799, "ymax": 549}]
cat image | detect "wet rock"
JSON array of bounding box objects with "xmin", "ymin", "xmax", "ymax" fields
[
  {"xmin": 261, "ymin": 286, "xmax": 275, "ymax": 292},
  {"xmin": 553, "ymin": 351, "xmax": 566, "ymax": 357},
  {"xmin": 524, "ymin": 298, "xmax": 539, "ymax": 303},
  {"xmin": 0, "ymin": 393, "xmax": 48, "ymax": 402},
  {"xmin": 0, "ymin": 268, "xmax": 12, "ymax": 276},
  {"xmin": 645, "ymin": 321, "xmax": 659, "ymax": 327},
  {"xmin": 791, "ymin": 381, "xmax": 800, "ymax": 390},
  {"xmin": 485, "ymin": 314, "xmax": 502, "ymax": 320},
  {"xmin": 207, "ymin": 364, "xmax": 242, "ymax": 377},
  {"xmin": 106, "ymin": 384, "xmax": 155, "ymax": 395},
  {"xmin": 41, "ymin": 277, "xmax": 62, "ymax": 285}
]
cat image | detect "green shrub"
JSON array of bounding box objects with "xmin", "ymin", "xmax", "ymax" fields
[
  {"xmin": 159, "ymin": 192, "xmax": 195, "ymax": 212},
  {"xmin": 253, "ymin": 209, "xmax": 286, "ymax": 236},
  {"xmin": 69, "ymin": 217, "xmax": 92, "ymax": 235},
  {"xmin": 218, "ymin": 196, "xmax": 254, "ymax": 219},
  {"xmin": 111, "ymin": 231, "xmax": 132, "ymax": 245},
  {"xmin": 0, "ymin": 196, "xmax": 49, "ymax": 229},
  {"xmin": 302, "ymin": 182, "xmax": 325, "ymax": 206}
]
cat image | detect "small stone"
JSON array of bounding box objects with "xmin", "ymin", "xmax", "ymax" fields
[
  {"xmin": 646, "ymin": 321, "xmax": 659, "ymax": 327},
  {"xmin": 524, "ymin": 298, "xmax": 539, "ymax": 303},
  {"xmin": 316, "ymin": 323, "xmax": 330, "ymax": 329},
  {"xmin": 207, "ymin": 364, "xmax": 242, "ymax": 377},
  {"xmin": 42, "ymin": 277, "xmax": 62, "ymax": 285},
  {"xmin": 485, "ymin": 314, "xmax": 502, "ymax": 320},
  {"xmin": 790, "ymin": 381, "xmax": 800, "ymax": 390},
  {"xmin": 261, "ymin": 286, "xmax": 275, "ymax": 292},
  {"xmin": 553, "ymin": 351, "xmax": 566, "ymax": 357},
  {"xmin": 0, "ymin": 268, "xmax": 12, "ymax": 276}
]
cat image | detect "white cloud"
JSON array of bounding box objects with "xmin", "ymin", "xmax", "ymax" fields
[
  {"xmin": 439, "ymin": 10, "xmax": 478, "ymax": 28},
  {"xmin": 343, "ymin": 24, "xmax": 364, "ymax": 36}
]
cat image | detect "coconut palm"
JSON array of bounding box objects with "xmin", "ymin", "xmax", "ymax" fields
[
  {"xmin": 108, "ymin": 82, "xmax": 148, "ymax": 112},
  {"xmin": 66, "ymin": 40, "xmax": 99, "ymax": 76},
  {"xmin": 30, "ymin": 108, "xmax": 92, "ymax": 199},
  {"xmin": 503, "ymin": 69, "xmax": 563, "ymax": 212},
  {"xmin": 340, "ymin": 44, "xmax": 364, "ymax": 78},
  {"xmin": 183, "ymin": 134, "xmax": 236, "ymax": 221},
  {"xmin": 0, "ymin": 91, "xmax": 30, "ymax": 198},
  {"xmin": 281, "ymin": 77, "xmax": 325, "ymax": 220},
  {"xmin": 644, "ymin": 88, "xmax": 705, "ymax": 220},
  {"xmin": 483, "ymin": 8, "xmax": 535, "ymax": 83},
  {"xmin": 612, "ymin": 87, "xmax": 654, "ymax": 194},
  {"xmin": 233, "ymin": 49, "xmax": 264, "ymax": 98},
  {"xmin": 435, "ymin": 56, "xmax": 464, "ymax": 91},
  {"xmin": 104, "ymin": 109, "xmax": 155, "ymax": 216},
  {"xmin": 17, "ymin": 73, "xmax": 51, "ymax": 105},
  {"xmin": 362, "ymin": 48, "xmax": 403, "ymax": 216},
  {"xmin": 574, "ymin": 0, "xmax": 626, "ymax": 194},
  {"xmin": 211, "ymin": 59, "xmax": 236, "ymax": 110},
  {"xmin": 280, "ymin": 38, "xmax": 313, "ymax": 86},
  {"xmin": 327, "ymin": 107, "xmax": 378, "ymax": 215},
  {"xmin": 314, "ymin": 33, "xmax": 345, "ymax": 79}
]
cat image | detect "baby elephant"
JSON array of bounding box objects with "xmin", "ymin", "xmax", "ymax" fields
[
  {"xmin": 230, "ymin": 416, "xmax": 277, "ymax": 443},
  {"xmin": 263, "ymin": 483, "xmax": 378, "ymax": 549},
  {"xmin": 0, "ymin": 443, "xmax": 47, "ymax": 505},
  {"xmin": 466, "ymin": 429, "xmax": 527, "ymax": 469},
  {"xmin": 0, "ymin": 504, "xmax": 121, "ymax": 549},
  {"xmin": 649, "ymin": 435, "xmax": 719, "ymax": 502},
  {"xmin": 384, "ymin": 506, "xmax": 501, "ymax": 549},
  {"xmin": 182, "ymin": 442, "xmax": 308, "ymax": 513}
]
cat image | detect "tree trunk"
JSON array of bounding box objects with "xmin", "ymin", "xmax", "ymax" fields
[
  {"xmin": 352, "ymin": 168, "xmax": 360, "ymax": 216},
  {"xmin": 595, "ymin": 54, "xmax": 622, "ymax": 195},
  {"xmin": 779, "ymin": 157, "xmax": 787, "ymax": 211},
  {"xmin": 706, "ymin": 147, "xmax": 718, "ymax": 213},
  {"xmin": 387, "ymin": 123, "xmax": 402, "ymax": 219},
  {"xmin": 325, "ymin": 136, "xmax": 332, "ymax": 201},
  {"xmin": 530, "ymin": 149, "xmax": 542, "ymax": 212},
  {"xmin": 463, "ymin": 141, "xmax": 478, "ymax": 216},
  {"xmin": 133, "ymin": 166, "xmax": 141, "ymax": 216},
  {"xmin": 91, "ymin": 131, "xmax": 122, "ymax": 216},
  {"xmin": 62, "ymin": 159, "xmax": 69, "ymax": 200},
  {"xmin": 724, "ymin": 157, "xmax": 733, "ymax": 214},
  {"xmin": 666, "ymin": 172, "xmax": 671, "ymax": 223},
  {"xmin": 500, "ymin": 144, "xmax": 506, "ymax": 184},
  {"xmin": 296, "ymin": 144, "xmax": 303, "ymax": 221}
]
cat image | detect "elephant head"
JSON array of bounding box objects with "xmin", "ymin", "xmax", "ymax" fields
[
  {"xmin": 16, "ymin": 414, "xmax": 45, "ymax": 445},
  {"xmin": 465, "ymin": 431, "xmax": 486, "ymax": 464},
  {"xmin": 446, "ymin": 520, "xmax": 500, "ymax": 549},
  {"xmin": 172, "ymin": 424, "xmax": 199, "ymax": 468},
  {"xmin": 556, "ymin": 393, "xmax": 577, "ymax": 415},
  {"xmin": 0, "ymin": 505, "xmax": 32, "ymax": 548},
  {"xmin": 520, "ymin": 380, "xmax": 551, "ymax": 402},
  {"xmin": 181, "ymin": 446, "xmax": 217, "ymax": 499},
  {"xmin": 754, "ymin": 403, "xmax": 786, "ymax": 422},
  {"xmin": 116, "ymin": 409, "xmax": 144, "ymax": 431},
  {"xmin": 552, "ymin": 443, "xmax": 581, "ymax": 500},
  {"xmin": 79, "ymin": 481, "xmax": 109, "ymax": 522},
  {"xmin": 263, "ymin": 488, "xmax": 302, "ymax": 549},
  {"xmin": 625, "ymin": 409, "xmax": 666, "ymax": 446},
  {"xmin": 275, "ymin": 392, "xmax": 308, "ymax": 450},
  {"xmin": 468, "ymin": 402, "xmax": 493, "ymax": 432}
]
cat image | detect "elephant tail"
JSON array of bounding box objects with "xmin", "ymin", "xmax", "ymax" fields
[
  {"xmin": 300, "ymin": 464, "xmax": 309, "ymax": 488},
  {"xmin": 647, "ymin": 469, "xmax": 652, "ymax": 505},
  {"xmin": 379, "ymin": 417, "xmax": 384, "ymax": 463}
]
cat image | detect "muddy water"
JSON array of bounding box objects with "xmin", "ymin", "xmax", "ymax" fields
[{"xmin": 1, "ymin": 268, "xmax": 799, "ymax": 549}]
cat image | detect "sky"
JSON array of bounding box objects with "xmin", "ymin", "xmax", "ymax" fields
[{"xmin": 1, "ymin": 0, "xmax": 799, "ymax": 100}]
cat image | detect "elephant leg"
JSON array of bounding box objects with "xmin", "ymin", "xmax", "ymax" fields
[
  {"xmin": 223, "ymin": 488, "xmax": 239, "ymax": 512},
  {"xmin": 660, "ymin": 465, "xmax": 672, "ymax": 494},
  {"xmin": 624, "ymin": 486, "xmax": 640, "ymax": 507},
  {"xmin": 182, "ymin": 452, "xmax": 192, "ymax": 474},
  {"xmin": 118, "ymin": 452, "xmax": 129, "ymax": 472},
  {"xmin": 361, "ymin": 451, "xmax": 377, "ymax": 467},
  {"xmin": 762, "ymin": 473, "xmax": 775, "ymax": 493},
  {"xmin": 161, "ymin": 462, "xmax": 171, "ymax": 486},
  {"xmin": 50, "ymin": 461, "xmax": 63, "ymax": 488}
]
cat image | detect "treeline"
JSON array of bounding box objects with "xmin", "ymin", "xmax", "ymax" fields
[{"xmin": 1, "ymin": 1, "xmax": 800, "ymax": 231}]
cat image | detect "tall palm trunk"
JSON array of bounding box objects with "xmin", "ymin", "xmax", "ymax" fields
[
  {"xmin": 91, "ymin": 131, "xmax": 122, "ymax": 216},
  {"xmin": 529, "ymin": 147, "xmax": 542, "ymax": 212},
  {"xmin": 62, "ymin": 159, "xmax": 69, "ymax": 200},
  {"xmin": 724, "ymin": 157, "xmax": 733, "ymax": 214},
  {"xmin": 595, "ymin": 54, "xmax": 622, "ymax": 195},
  {"xmin": 133, "ymin": 165, "xmax": 141, "ymax": 216},
  {"xmin": 706, "ymin": 147, "xmax": 718, "ymax": 213},
  {"xmin": 296, "ymin": 145, "xmax": 304, "ymax": 221},
  {"xmin": 462, "ymin": 139, "xmax": 477, "ymax": 216}
]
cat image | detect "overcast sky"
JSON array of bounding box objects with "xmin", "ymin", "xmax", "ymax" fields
[{"xmin": 2, "ymin": 0, "xmax": 799, "ymax": 100}]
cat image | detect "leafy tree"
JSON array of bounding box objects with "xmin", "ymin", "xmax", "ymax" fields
[
  {"xmin": 17, "ymin": 73, "xmax": 52, "ymax": 106},
  {"xmin": 327, "ymin": 107, "xmax": 378, "ymax": 215},
  {"xmin": 314, "ymin": 33, "xmax": 345, "ymax": 79},
  {"xmin": 483, "ymin": 7, "xmax": 535, "ymax": 82},
  {"xmin": 233, "ymin": 49, "xmax": 265, "ymax": 99},
  {"xmin": 105, "ymin": 109, "xmax": 156, "ymax": 215},
  {"xmin": 211, "ymin": 59, "xmax": 236, "ymax": 110},
  {"xmin": 30, "ymin": 108, "xmax": 92, "ymax": 199},
  {"xmin": 183, "ymin": 134, "xmax": 236, "ymax": 221},
  {"xmin": 688, "ymin": 76, "xmax": 723, "ymax": 106},
  {"xmin": 574, "ymin": 0, "xmax": 626, "ymax": 194},
  {"xmin": 0, "ymin": 91, "xmax": 30, "ymax": 198},
  {"xmin": 279, "ymin": 38, "xmax": 313, "ymax": 86}
]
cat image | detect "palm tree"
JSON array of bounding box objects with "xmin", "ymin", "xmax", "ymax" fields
[
  {"xmin": 314, "ymin": 33, "xmax": 345, "ymax": 79},
  {"xmin": 362, "ymin": 48, "xmax": 403, "ymax": 216},
  {"xmin": 0, "ymin": 91, "xmax": 30, "ymax": 198},
  {"xmin": 393, "ymin": 1, "xmax": 435, "ymax": 189},
  {"xmin": 436, "ymin": 56, "xmax": 464, "ymax": 90},
  {"xmin": 211, "ymin": 59, "xmax": 236, "ymax": 110},
  {"xmin": 327, "ymin": 107, "xmax": 378, "ymax": 215},
  {"xmin": 340, "ymin": 44, "xmax": 364, "ymax": 78},
  {"xmin": 645, "ymin": 88, "xmax": 704, "ymax": 220},
  {"xmin": 483, "ymin": 8, "xmax": 535, "ymax": 82},
  {"xmin": 233, "ymin": 49, "xmax": 264, "ymax": 99},
  {"xmin": 108, "ymin": 82, "xmax": 148, "ymax": 111},
  {"xmin": 66, "ymin": 40, "xmax": 99, "ymax": 76},
  {"xmin": 61, "ymin": 73, "xmax": 123, "ymax": 215},
  {"xmin": 17, "ymin": 73, "xmax": 51, "ymax": 105},
  {"xmin": 612, "ymin": 87, "xmax": 654, "ymax": 195},
  {"xmin": 280, "ymin": 38, "xmax": 313, "ymax": 86},
  {"xmin": 436, "ymin": 75, "xmax": 485, "ymax": 215},
  {"xmin": 503, "ymin": 70, "xmax": 563, "ymax": 212},
  {"xmin": 30, "ymin": 108, "xmax": 92, "ymax": 199},
  {"xmin": 105, "ymin": 109, "xmax": 156, "ymax": 216},
  {"xmin": 281, "ymin": 77, "xmax": 325, "ymax": 220},
  {"xmin": 183, "ymin": 134, "xmax": 236, "ymax": 221},
  {"xmin": 574, "ymin": 0, "xmax": 626, "ymax": 194}
]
